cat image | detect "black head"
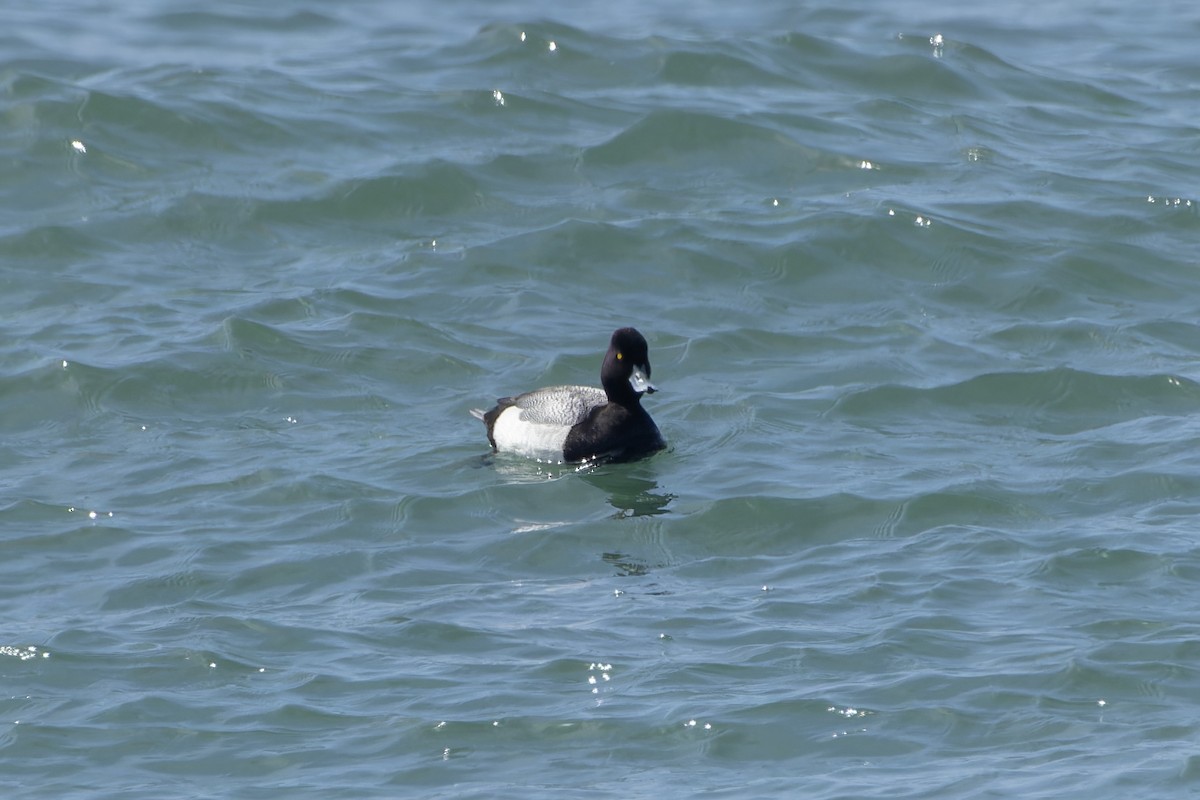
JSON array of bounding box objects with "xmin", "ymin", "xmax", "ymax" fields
[{"xmin": 601, "ymin": 327, "xmax": 657, "ymax": 405}]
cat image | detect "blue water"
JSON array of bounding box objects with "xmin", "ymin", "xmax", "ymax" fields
[{"xmin": 4, "ymin": 1, "xmax": 1200, "ymax": 797}]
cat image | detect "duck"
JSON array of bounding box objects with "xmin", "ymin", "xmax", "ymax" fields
[{"xmin": 471, "ymin": 327, "xmax": 666, "ymax": 463}]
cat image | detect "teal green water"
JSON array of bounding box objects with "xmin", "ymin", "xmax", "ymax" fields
[{"xmin": 4, "ymin": 1, "xmax": 1200, "ymax": 797}]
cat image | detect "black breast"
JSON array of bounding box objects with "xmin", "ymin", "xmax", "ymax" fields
[{"xmin": 562, "ymin": 403, "xmax": 665, "ymax": 463}]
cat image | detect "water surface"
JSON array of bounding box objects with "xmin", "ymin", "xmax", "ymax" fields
[{"xmin": 3, "ymin": 1, "xmax": 1200, "ymax": 796}]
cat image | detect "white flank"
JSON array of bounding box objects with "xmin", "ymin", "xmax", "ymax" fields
[{"xmin": 491, "ymin": 407, "xmax": 571, "ymax": 461}]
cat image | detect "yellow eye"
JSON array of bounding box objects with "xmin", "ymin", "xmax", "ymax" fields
[{"xmin": 616, "ymin": 351, "xmax": 623, "ymax": 360}]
